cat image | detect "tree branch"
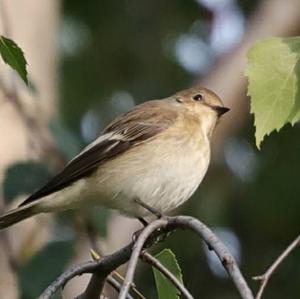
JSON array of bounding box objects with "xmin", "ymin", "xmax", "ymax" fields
[
  {"xmin": 74, "ymin": 272, "xmax": 107, "ymax": 299},
  {"xmin": 40, "ymin": 215, "xmax": 254, "ymax": 299},
  {"xmin": 118, "ymin": 219, "xmax": 168, "ymax": 298},
  {"xmin": 106, "ymin": 276, "xmax": 135, "ymax": 299},
  {"xmin": 167, "ymin": 216, "xmax": 254, "ymax": 299},
  {"xmin": 38, "ymin": 243, "xmax": 133, "ymax": 299},
  {"xmin": 75, "ymin": 274, "xmax": 135, "ymax": 299},
  {"xmin": 118, "ymin": 216, "xmax": 253, "ymax": 299},
  {"xmin": 253, "ymin": 234, "xmax": 300, "ymax": 299},
  {"xmin": 140, "ymin": 251, "xmax": 194, "ymax": 299},
  {"xmin": 88, "ymin": 248, "xmax": 146, "ymax": 299}
]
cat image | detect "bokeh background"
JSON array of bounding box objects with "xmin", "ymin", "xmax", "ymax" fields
[{"xmin": 0, "ymin": 0, "xmax": 300, "ymax": 298}]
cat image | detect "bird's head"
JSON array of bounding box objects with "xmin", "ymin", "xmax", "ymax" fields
[{"xmin": 172, "ymin": 86, "xmax": 230, "ymax": 137}]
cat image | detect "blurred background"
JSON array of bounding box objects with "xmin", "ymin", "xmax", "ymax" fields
[{"xmin": 0, "ymin": 0, "xmax": 300, "ymax": 298}]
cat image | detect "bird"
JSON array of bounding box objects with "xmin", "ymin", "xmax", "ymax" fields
[{"xmin": 0, "ymin": 86, "xmax": 229, "ymax": 229}]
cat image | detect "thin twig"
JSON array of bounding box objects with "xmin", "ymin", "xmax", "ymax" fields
[
  {"xmin": 77, "ymin": 249, "xmax": 134, "ymax": 299},
  {"xmin": 253, "ymin": 234, "xmax": 300, "ymax": 299},
  {"xmin": 75, "ymin": 250, "xmax": 138, "ymax": 299},
  {"xmin": 88, "ymin": 243, "xmax": 146, "ymax": 298},
  {"xmin": 75, "ymin": 272, "xmax": 107, "ymax": 299},
  {"xmin": 107, "ymin": 276, "xmax": 135, "ymax": 299},
  {"xmin": 112, "ymin": 271, "xmax": 147, "ymax": 299},
  {"xmin": 167, "ymin": 216, "xmax": 254, "ymax": 299},
  {"xmin": 38, "ymin": 243, "xmax": 133, "ymax": 299},
  {"xmin": 140, "ymin": 251, "xmax": 194, "ymax": 299},
  {"xmin": 118, "ymin": 216, "xmax": 253, "ymax": 299},
  {"xmin": 118, "ymin": 219, "xmax": 168, "ymax": 299},
  {"xmin": 40, "ymin": 215, "xmax": 254, "ymax": 299}
]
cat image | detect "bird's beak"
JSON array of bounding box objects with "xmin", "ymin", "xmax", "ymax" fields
[{"xmin": 213, "ymin": 106, "xmax": 230, "ymax": 117}]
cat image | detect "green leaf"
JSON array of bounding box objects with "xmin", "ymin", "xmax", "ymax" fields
[
  {"xmin": 3, "ymin": 161, "xmax": 51, "ymax": 203},
  {"xmin": 0, "ymin": 35, "xmax": 28, "ymax": 85},
  {"xmin": 18, "ymin": 240, "xmax": 74, "ymax": 299},
  {"xmin": 245, "ymin": 36, "xmax": 300, "ymax": 149},
  {"xmin": 153, "ymin": 249, "xmax": 183, "ymax": 299}
]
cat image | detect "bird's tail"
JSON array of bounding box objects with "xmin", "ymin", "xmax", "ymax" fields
[{"xmin": 0, "ymin": 204, "xmax": 37, "ymax": 230}]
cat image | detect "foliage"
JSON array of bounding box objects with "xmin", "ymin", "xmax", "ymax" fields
[
  {"xmin": 153, "ymin": 249, "xmax": 183, "ymax": 299},
  {"xmin": 245, "ymin": 36, "xmax": 300, "ymax": 148},
  {"xmin": 0, "ymin": 35, "xmax": 28, "ymax": 85}
]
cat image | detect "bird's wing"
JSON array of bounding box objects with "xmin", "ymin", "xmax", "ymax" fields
[{"xmin": 20, "ymin": 100, "xmax": 177, "ymax": 206}]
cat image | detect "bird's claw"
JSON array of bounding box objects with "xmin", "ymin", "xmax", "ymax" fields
[{"xmin": 134, "ymin": 198, "xmax": 164, "ymax": 219}]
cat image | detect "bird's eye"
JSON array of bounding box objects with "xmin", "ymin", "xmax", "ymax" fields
[{"xmin": 192, "ymin": 94, "xmax": 203, "ymax": 101}]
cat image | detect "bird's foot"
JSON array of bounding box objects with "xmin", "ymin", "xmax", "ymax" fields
[
  {"xmin": 133, "ymin": 199, "xmax": 169, "ymax": 246},
  {"xmin": 132, "ymin": 227, "xmax": 171, "ymax": 248},
  {"xmin": 138, "ymin": 217, "xmax": 149, "ymax": 227},
  {"xmin": 132, "ymin": 228, "xmax": 143, "ymax": 243},
  {"xmin": 134, "ymin": 198, "xmax": 164, "ymax": 219}
]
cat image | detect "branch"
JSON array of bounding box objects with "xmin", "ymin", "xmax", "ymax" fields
[
  {"xmin": 253, "ymin": 234, "xmax": 300, "ymax": 299},
  {"xmin": 74, "ymin": 272, "xmax": 106, "ymax": 299},
  {"xmin": 106, "ymin": 276, "xmax": 135, "ymax": 299},
  {"xmin": 140, "ymin": 251, "xmax": 194, "ymax": 299},
  {"xmin": 118, "ymin": 216, "xmax": 254, "ymax": 299},
  {"xmin": 75, "ymin": 275, "xmax": 135, "ymax": 299},
  {"xmin": 38, "ymin": 243, "xmax": 133, "ymax": 299},
  {"xmin": 40, "ymin": 215, "xmax": 254, "ymax": 299},
  {"xmin": 118, "ymin": 219, "xmax": 169, "ymax": 298},
  {"xmin": 167, "ymin": 216, "xmax": 254, "ymax": 299}
]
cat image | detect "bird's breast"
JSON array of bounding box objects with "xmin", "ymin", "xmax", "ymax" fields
[{"xmin": 92, "ymin": 125, "xmax": 211, "ymax": 216}]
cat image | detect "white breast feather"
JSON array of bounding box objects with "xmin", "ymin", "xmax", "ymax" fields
[{"xmin": 91, "ymin": 129, "xmax": 211, "ymax": 216}]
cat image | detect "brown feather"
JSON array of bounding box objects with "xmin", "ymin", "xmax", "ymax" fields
[{"xmin": 20, "ymin": 99, "xmax": 178, "ymax": 206}]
